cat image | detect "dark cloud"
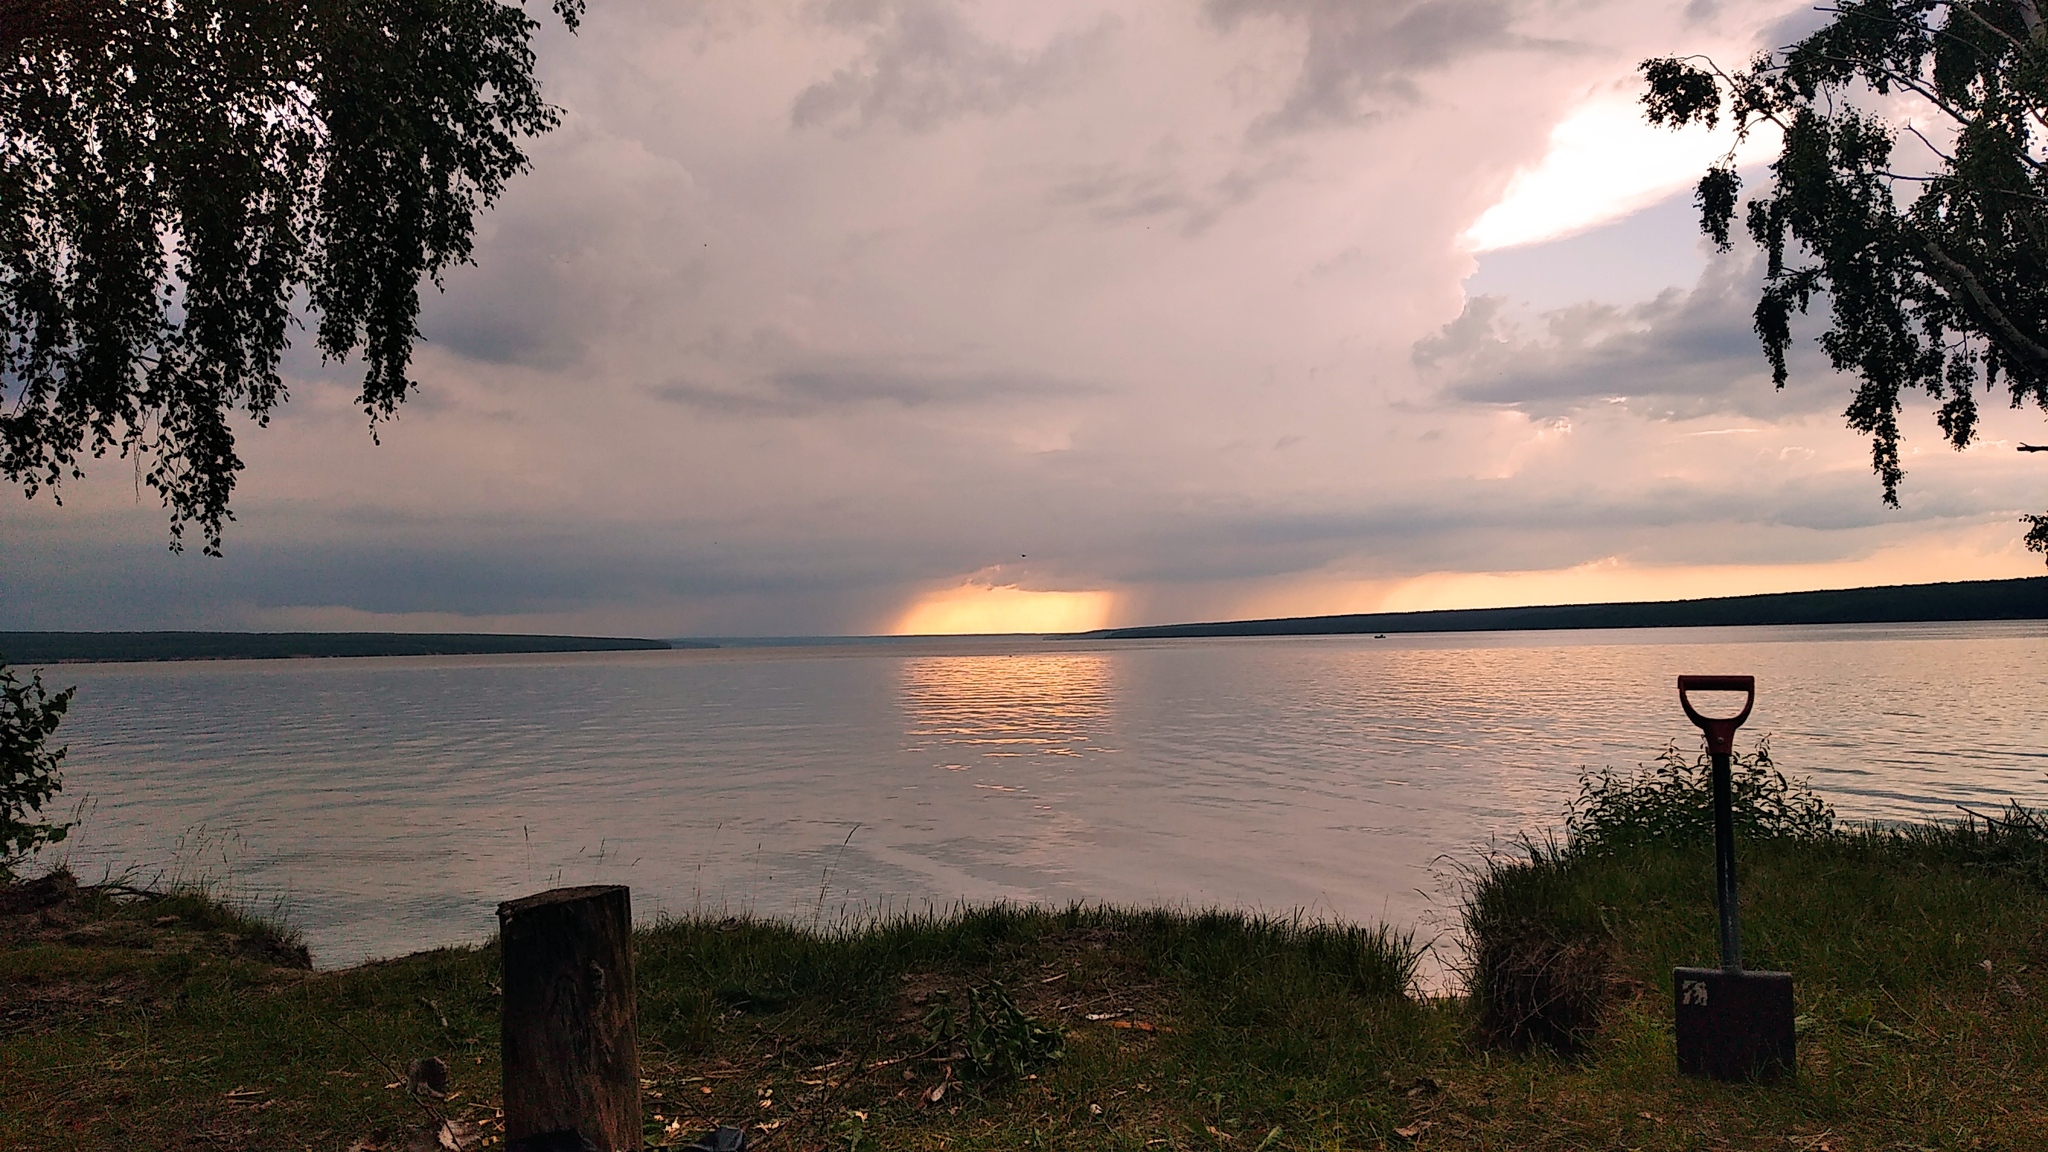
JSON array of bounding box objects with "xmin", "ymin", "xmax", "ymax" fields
[
  {"xmin": 1683, "ymin": 0, "xmax": 1724, "ymax": 26},
  {"xmin": 1085, "ymin": 470, "xmax": 1955, "ymax": 589},
  {"xmin": 1046, "ymin": 163, "xmax": 1192, "ymax": 223},
  {"xmin": 1207, "ymin": 0, "xmax": 1551, "ymax": 134},
  {"xmin": 415, "ymin": 127, "xmax": 711, "ymax": 372},
  {"xmin": 649, "ymin": 362, "xmax": 1095, "ymax": 417},
  {"xmin": 0, "ymin": 507, "xmax": 942, "ymax": 633},
  {"xmin": 1415, "ymin": 250, "xmax": 1842, "ymax": 421},
  {"xmin": 1759, "ymin": 2, "xmax": 1840, "ymax": 48},
  {"xmin": 5, "ymin": 462, "xmax": 1969, "ymax": 633},
  {"xmin": 1045, "ymin": 151, "xmax": 1302, "ymax": 235},
  {"xmin": 424, "ymin": 276, "xmax": 588, "ymax": 370},
  {"xmin": 792, "ymin": 1, "xmax": 1112, "ymax": 132}
]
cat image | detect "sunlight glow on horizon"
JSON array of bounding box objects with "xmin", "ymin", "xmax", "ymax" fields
[
  {"xmin": 1376, "ymin": 547, "xmax": 2032, "ymax": 614},
  {"xmin": 891, "ymin": 581, "xmax": 1118, "ymax": 636},
  {"xmin": 1214, "ymin": 523, "xmax": 2038, "ymax": 624}
]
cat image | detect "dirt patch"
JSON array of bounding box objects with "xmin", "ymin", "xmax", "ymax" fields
[
  {"xmin": 0, "ymin": 870, "xmax": 77, "ymax": 916},
  {"xmin": 0, "ymin": 870, "xmax": 310, "ymax": 968},
  {"xmin": 0, "ymin": 973, "xmax": 153, "ymax": 1038},
  {"xmin": 1468, "ymin": 918, "xmax": 1624, "ymax": 1054}
]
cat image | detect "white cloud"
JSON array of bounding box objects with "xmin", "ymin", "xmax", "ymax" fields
[{"xmin": 1465, "ymin": 93, "xmax": 1780, "ymax": 251}]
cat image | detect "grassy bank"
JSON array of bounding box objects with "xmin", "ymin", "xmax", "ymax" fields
[{"xmin": 6, "ymin": 753, "xmax": 2048, "ymax": 1150}]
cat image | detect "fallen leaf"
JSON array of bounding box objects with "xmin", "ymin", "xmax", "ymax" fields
[
  {"xmin": 1205, "ymin": 1125, "xmax": 1234, "ymax": 1141},
  {"xmin": 1394, "ymin": 1120, "xmax": 1433, "ymax": 1139},
  {"xmin": 1110, "ymin": 1019, "xmax": 1171, "ymax": 1033},
  {"xmin": 398, "ymin": 1121, "xmax": 480, "ymax": 1152}
]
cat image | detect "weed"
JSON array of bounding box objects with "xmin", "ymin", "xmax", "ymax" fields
[{"xmin": 924, "ymin": 981, "xmax": 1062, "ymax": 1081}]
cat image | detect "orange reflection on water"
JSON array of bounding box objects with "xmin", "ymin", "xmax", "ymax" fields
[{"xmin": 899, "ymin": 653, "xmax": 1113, "ymax": 766}]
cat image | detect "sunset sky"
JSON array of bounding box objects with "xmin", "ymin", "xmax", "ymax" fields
[{"xmin": 5, "ymin": 0, "xmax": 2044, "ymax": 637}]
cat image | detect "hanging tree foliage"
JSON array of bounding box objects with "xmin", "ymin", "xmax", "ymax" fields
[
  {"xmin": 0, "ymin": 659, "xmax": 72, "ymax": 879},
  {"xmin": 1642, "ymin": 0, "xmax": 2048, "ymax": 556},
  {"xmin": 0, "ymin": 0, "xmax": 581, "ymax": 554}
]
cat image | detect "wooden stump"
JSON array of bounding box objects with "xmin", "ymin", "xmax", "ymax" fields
[{"xmin": 499, "ymin": 885, "xmax": 640, "ymax": 1152}]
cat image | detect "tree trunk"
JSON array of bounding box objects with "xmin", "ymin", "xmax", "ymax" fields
[{"xmin": 499, "ymin": 885, "xmax": 640, "ymax": 1152}]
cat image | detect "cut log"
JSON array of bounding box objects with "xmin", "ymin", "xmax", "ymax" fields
[{"xmin": 499, "ymin": 885, "xmax": 640, "ymax": 1152}]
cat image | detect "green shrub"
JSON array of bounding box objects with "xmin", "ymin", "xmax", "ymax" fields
[
  {"xmin": 1564, "ymin": 738, "xmax": 1834, "ymax": 856},
  {"xmin": 1465, "ymin": 739, "xmax": 1835, "ymax": 1052},
  {"xmin": 1, "ymin": 659, "xmax": 77, "ymax": 880}
]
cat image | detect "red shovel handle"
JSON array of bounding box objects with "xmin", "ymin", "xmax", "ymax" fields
[{"xmin": 1677, "ymin": 674, "xmax": 1754, "ymax": 756}]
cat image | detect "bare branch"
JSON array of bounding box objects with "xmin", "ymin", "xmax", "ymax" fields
[
  {"xmin": 1921, "ymin": 234, "xmax": 2048, "ymax": 374},
  {"xmin": 1902, "ymin": 121, "xmax": 1954, "ymax": 165}
]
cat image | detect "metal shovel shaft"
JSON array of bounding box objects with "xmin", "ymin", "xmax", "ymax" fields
[
  {"xmin": 1678, "ymin": 675, "xmax": 1755, "ymax": 974},
  {"xmin": 1711, "ymin": 749, "xmax": 1741, "ymax": 972},
  {"xmin": 1673, "ymin": 673, "xmax": 1796, "ymax": 1083}
]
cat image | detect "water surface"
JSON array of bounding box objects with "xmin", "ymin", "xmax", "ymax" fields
[{"xmin": 46, "ymin": 622, "xmax": 2048, "ymax": 968}]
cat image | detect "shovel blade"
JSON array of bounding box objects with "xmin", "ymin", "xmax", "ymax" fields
[{"xmin": 1673, "ymin": 967, "xmax": 1795, "ymax": 1083}]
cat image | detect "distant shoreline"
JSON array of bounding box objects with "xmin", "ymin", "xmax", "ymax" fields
[
  {"xmin": 1081, "ymin": 575, "xmax": 2048, "ymax": 640},
  {"xmin": 0, "ymin": 631, "xmax": 695, "ymax": 664},
  {"xmin": 8, "ymin": 576, "xmax": 2044, "ymax": 661}
]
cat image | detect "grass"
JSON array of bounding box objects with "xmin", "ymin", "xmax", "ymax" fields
[
  {"xmin": 5, "ymin": 747, "xmax": 2048, "ymax": 1150},
  {"xmin": 2, "ymin": 896, "xmax": 1434, "ymax": 1150},
  {"xmin": 1460, "ymin": 833, "xmax": 2048, "ymax": 1148}
]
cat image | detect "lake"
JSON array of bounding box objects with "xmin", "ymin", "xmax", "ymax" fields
[{"xmin": 40, "ymin": 622, "xmax": 2048, "ymax": 971}]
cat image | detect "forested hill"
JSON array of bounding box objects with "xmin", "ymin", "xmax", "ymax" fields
[
  {"xmin": 1085, "ymin": 576, "xmax": 2048, "ymax": 640},
  {"xmin": 0, "ymin": 632, "xmax": 687, "ymax": 664}
]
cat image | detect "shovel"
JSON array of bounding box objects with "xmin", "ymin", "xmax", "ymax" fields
[{"xmin": 1672, "ymin": 674, "xmax": 1795, "ymax": 1082}]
